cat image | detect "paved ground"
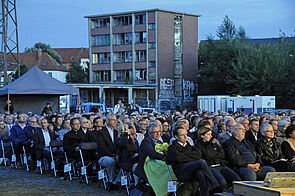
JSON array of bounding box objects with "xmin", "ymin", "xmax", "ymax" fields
[{"xmin": 0, "ymin": 166, "xmax": 123, "ymax": 196}]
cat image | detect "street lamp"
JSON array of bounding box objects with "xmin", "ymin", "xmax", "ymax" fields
[{"xmin": 250, "ymin": 99, "xmax": 255, "ymax": 113}]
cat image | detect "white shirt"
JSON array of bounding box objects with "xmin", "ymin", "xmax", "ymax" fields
[
  {"xmin": 82, "ymin": 128, "xmax": 87, "ymax": 134},
  {"xmin": 42, "ymin": 129, "xmax": 51, "ymax": 147},
  {"xmin": 106, "ymin": 125, "xmax": 114, "ymax": 143},
  {"xmin": 136, "ymin": 133, "xmax": 145, "ymax": 145},
  {"xmin": 18, "ymin": 123, "xmax": 26, "ymax": 130},
  {"xmin": 178, "ymin": 141, "xmax": 187, "ymax": 147}
]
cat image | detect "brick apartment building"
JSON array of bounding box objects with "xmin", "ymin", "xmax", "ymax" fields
[{"xmin": 72, "ymin": 9, "xmax": 200, "ymax": 111}]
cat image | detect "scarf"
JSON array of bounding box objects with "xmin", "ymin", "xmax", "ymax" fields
[{"xmin": 287, "ymin": 138, "xmax": 295, "ymax": 152}]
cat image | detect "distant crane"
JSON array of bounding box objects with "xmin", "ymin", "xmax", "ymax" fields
[{"xmin": 0, "ymin": 0, "xmax": 20, "ymax": 86}]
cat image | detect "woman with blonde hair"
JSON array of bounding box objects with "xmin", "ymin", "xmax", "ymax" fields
[{"xmin": 116, "ymin": 124, "xmax": 139, "ymax": 172}]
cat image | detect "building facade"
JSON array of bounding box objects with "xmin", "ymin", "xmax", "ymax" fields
[
  {"xmin": 74, "ymin": 9, "xmax": 200, "ymax": 111},
  {"xmin": 52, "ymin": 47, "xmax": 89, "ymax": 70},
  {"xmin": 0, "ymin": 49, "xmax": 68, "ymax": 84}
]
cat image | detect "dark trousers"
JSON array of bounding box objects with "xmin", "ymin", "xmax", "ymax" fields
[
  {"xmin": 177, "ymin": 159, "xmax": 220, "ymax": 196},
  {"xmin": 13, "ymin": 142, "xmax": 31, "ymax": 163},
  {"xmin": 210, "ymin": 166, "xmax": 241, "ymax": 188},
  {"xmin": 36, "ymin": 147, "xmax": 57, "ymax": 161},
  {"xmin": 271, "ymin": 160, "xmax": 295, "ymax": 172}
]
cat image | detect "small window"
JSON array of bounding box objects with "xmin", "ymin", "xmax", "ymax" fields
[
  {"xmin": 43, "ymin": 62, "xmax": 48, "ymax": 66},
  {"xmin": 70, "ymin": 56, "xmax": 74, "ymax": 60},
  {"xmin": 48, "ymin": 72, "xmax": 52, "ymax": 77},
  {"xmin": 149, "ymin": 61, "xmax": 155, "ymax": 68},
  {"xmin": 148, "ymin": 42, "xmax": 156, "ymax": 49},
  {"xmin": 148, "ymin": 24, "xmax": 155, "ymax": 30}
]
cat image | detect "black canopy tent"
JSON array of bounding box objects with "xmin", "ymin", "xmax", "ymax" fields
[{"xmin": 0, "ymin": 66, "xmax": 79, "ymax": 114}]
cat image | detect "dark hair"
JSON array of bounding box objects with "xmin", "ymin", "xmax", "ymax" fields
[
  {"xmin": 269, "ymin": 119, "xmax": 277, "ymax": 125},
  {"xmin": 249, "ymin": 118, "xmax": 259, "ymax": 125},
  {"xmin": 197, "ymin": 119, "xmax": 210, "ymax": 130},
  {"xmin": 217, "ymin": 119, "xmax": 225, "ymax": 130},
  {"xmin": 70, "ymin": 117, "xmax": 80, "ymax": 126},
  {"xmin": 259, "ymin": 116, "xmax": 266, "ymax": 126},
  {"xmin": 285, "ymin": 124, "xmax": 295, "ymax": 138},
  {"xmin": 173, "ymin": 126, "xmax": 185, "ymax": 137},
  {"xmin": 93, "ymin": 116, "xmax": 102, "ymax": 123},
  {"xmin": 197, "ymin": 126, "xmax": 211, "ymax": 140}
]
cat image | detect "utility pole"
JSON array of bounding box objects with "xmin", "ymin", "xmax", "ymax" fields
[{"xmin": 0, "ymin": 0, "xmax": 20, "ymax": 86}]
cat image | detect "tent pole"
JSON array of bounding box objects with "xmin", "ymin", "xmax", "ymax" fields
[
  {"xmin": 7, "ymin": 93, "xmax": 10, "ymax": 113},
  {"xmin": 77, "ymin": 95, "xmax": 80, "ymax": 113}
]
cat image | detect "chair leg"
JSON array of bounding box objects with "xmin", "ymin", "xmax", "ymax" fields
[
  {"xmin": 99, "ymin": 164, "xmax": 109, "ymax": 190},
  {"xmin": 79, "ymin": 149, "xmax": 88, "ymax": 184}
]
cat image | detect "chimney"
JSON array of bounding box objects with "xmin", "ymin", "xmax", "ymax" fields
[{"xmin": 37, "ymin": 49, "xmax": 42, "ymax": 61}]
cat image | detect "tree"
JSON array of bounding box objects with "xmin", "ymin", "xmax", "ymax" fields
[
  {"xmin": 217, "ymin": 15, "xmax": 248, "ymax": 40},
  {"xmin": 66, "ymin": 60, "xmax": 88, "ymax": 83},
  {"xmin": 25, "ymin": 42, "xmax": 62, "ymax": 63},
  {"xmin": 8, "ymin": 64, "xmax": 28, "ymax": 82},
  {"xmin": 199, "ymin": 18, "xmax": 295, "ymax": 108}
]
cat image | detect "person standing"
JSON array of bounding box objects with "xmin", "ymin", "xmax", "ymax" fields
[{"xmin": 41, "ymin": 103, "xmax": 53, "ymax": 117}]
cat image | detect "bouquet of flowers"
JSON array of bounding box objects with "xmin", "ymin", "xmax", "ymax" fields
[{"xmin": 155, "ymin": 142, "xmax": 169, "ymax": 152}]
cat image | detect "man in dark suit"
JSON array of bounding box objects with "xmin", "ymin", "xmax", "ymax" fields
[
  {"xmin": 167, "ymin": 126, "xmax": 222, "ymax": 196},
  {"xmin": 33, "ymin": 118, "xmax": 56, "ymax": 165},
  {"xmin": 223, "ymin": 123, "xmax": 275, "ymax": 181},
  {"xmin": 63, "ymin": 117, "xmax": 85, "ymax": 160},
  {"xmin": 134, "ymin": 122, "xmax": 165, "ymax": 180},
  {"xmin": 97, "ymin": 114, "xmax": 119, "ymax": 188},
  {"xmin": 245, "ymin": 119, "xmax": 261, "ymax": 144}
]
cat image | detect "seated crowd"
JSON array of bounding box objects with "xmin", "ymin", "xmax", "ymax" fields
[{"xmin": 0, "ymin": 108, "xmax": 295, "ymax": 195}]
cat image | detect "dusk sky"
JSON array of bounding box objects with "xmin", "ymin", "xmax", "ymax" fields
[{"xmin": 17, "ymin": 0, "xmax": 295, "ymax": 52}]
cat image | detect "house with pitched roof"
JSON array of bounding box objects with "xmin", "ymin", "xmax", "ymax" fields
[
  {"xmin": 52, "ymin": 47, "xmax": 89, "ymax": 70},
  {"xmin": 1, "ymin": 49, "xmax": 68, "ymax": 83}
]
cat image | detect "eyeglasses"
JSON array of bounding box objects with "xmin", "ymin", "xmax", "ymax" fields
[
  {"xmin": 150, "ymin": 131, "xmax": 161, "ymax": 134},
  {"xmin": 128, "ymin": 126, "xmax": 134, "ymax": 129},
  {"xmin": 265, "ymin": 130, "xmax": 274, "ymax": 133}
]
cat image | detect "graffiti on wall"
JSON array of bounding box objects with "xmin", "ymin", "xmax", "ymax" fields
[
  {"xmin": 159, "ymin": 78, "xmax": 175, "ymax": 99},
  {"xmin": 159, "ymin": 78, "xmax": 196, "ymax": 100},
  {"xmin": 183, "ymin": 79, "xmax": 195, "ymax": 99}
]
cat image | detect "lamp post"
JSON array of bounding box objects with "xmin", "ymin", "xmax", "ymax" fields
[
  {"xmin": 230, "ymin": 99, "xmax": 235, "ymax": 113},
  {"xmin": 250, "ymin": 99, "xmax": 255, "ymax": 113}
]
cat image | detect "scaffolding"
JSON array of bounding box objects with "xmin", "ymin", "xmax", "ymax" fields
[{"xmin": 0, "ymin": 0, "xmax": 19, "ymax": 86}]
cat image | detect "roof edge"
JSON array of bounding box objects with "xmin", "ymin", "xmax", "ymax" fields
[{"xmin": 84, "ymin": 8, "xmax": 201, "ymax": 18}]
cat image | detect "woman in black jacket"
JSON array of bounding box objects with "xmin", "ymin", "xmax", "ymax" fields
[
  {"xmin": 255, "ymin": 124, "xmax": 291, "ymax": 171},
  {"xmin": 116, "ymin": 123, "xmax": 139, "ymax": 172},
  {"xmin": 195, "ymin": 127, "xmax": 241, "ymax": 188},
  {"xmin": 281, "ymin": 124, "xmax": 295, "ymax": 171}
]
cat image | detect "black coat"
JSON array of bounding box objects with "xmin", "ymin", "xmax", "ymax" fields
[
  {"xmin": 116, "ymin": 135, "xmax": 139, "ymax": 170},
  {"xmin": 245, "ymin": 130, "xmax": 261, "ymax": 144},
  {"xmin": 167, "ymin": 140, "xmax": 202, "ymax": 178},
  {"xmin": 223, "ymin": 136, "xmax": 261, "ymax": 169},
  {"xmin": 33, "ymin": 128, "xmax": 56, "ymax": 150},
  {"xmin": 195, "ymin": 139, "xmax": 225, "ymax": 166},
  {"xmin": 63, "ymin": 130, "xmax": 88, "ymax": 155},
  {"xmin": 134, "ymin": 137, "xmax": 165, "ymax": 179},
  {"xmin": 255, "ymin": 136, "xmax": 283, "ymax": 166},
  {"xmin": 96, "ymin": 127, "xmax": 118, "ymax": 159},
  {"xmin": 281, "ymin": 140, "xmax": 295, "ymax": 161}
]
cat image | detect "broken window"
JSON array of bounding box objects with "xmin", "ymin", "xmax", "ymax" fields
[
  {"xmin": 135, "ymin": 50, "xmax": 146, "ymax": 62},
  {"xmin": 135, "ymin": 69, "xmax": 147, "ymax": 80},
  {"xmin": 135, "ymin": 32, "xmax": 147, "ymax": 44},
  {"xmin": 113, "ymin": 16, "xmax": 132, "ymax": 27},
  {"xmin": 113, "ymin": 33, "xmax": 132, "ymax": 45},
  {"xmin": 135, "ymin": 14, "xmax": 146, "ymax": 25},
  {"xmin": 91, "ymin": 35, "xmax": 110, "ymax": 46},
  {"xmin": 92, "ymin": 18, "xmax": 110, "ymax": 29}
]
